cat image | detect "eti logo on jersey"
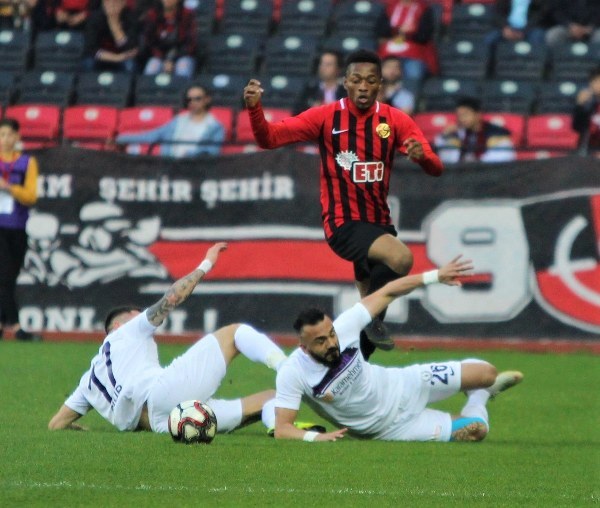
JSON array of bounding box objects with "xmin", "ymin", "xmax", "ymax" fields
[{"xmin": 335, "ymin": 150, "xmax": 385, "ymax": 183}]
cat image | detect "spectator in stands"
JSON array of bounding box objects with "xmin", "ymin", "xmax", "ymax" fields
[
  {"xmin": 484, "ymin": 0, "xmax": 550, "ymax": 53},
  {"xmin": 572, "ymin": 66, "xmax": 600, "ymax": 152},
  {"xmin": 0, "ymin": 118, "xmax": 41, "ymax": 341},
  {"xmin": 141, "ymin": 0, "xmax": 197, "ymax": 78},
  {"xmin": 55, "ymin": 0, "xmax": 97, "ymax": 30},
  {"xmin": 378, "ymin": 55, "xmax": 415, "ymax": 115},
  {"xmin": 116, "ymin": 84, "xmax": 225, "ymax": 158},
  {"xmin": 545, "ymin": 0, "xmax": 600, "ymax": 47},
  {"xmin": 0, "ymin": 0, "xmax": 38, "ymax": 29},
  {"xmin": 435, "ymin": 97, "xmax": 516, "ymax": 164},
  {"xmin": 82, "ymin": 0, "xmax": 140, "ymax": 73},
  {"xmin": 377, "ymin": 0, "xmax": 438, "ymax": 82},
  {"xmin": 293, "ymin": 50, "xmax": 346, "ymax": 115}
]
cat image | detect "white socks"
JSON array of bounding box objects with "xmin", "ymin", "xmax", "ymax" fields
[
  {"xmin": 261, "ymin": 398, "xmax": 276, "ymax": 429},
  {"xmin": 462, "ymin": 389, "xmax": 490, "ymax": 428},
  {"xmin": 234, "ymin": 324, "xmax": 287, "ymax": 371}
]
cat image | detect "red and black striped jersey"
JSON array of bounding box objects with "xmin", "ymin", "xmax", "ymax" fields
[{"xmin": 248, "ymin": 98, "xmax": 443, "ymax": 238}]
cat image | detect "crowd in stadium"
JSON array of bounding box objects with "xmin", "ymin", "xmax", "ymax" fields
[{"xmin": 0, "ymin": 0, "xmax": 599, "ymax": 158}]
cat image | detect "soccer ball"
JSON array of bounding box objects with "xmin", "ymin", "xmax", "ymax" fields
[{"xmin": 168, "ymin": 400, "xmax": 218, "ymax": 444}]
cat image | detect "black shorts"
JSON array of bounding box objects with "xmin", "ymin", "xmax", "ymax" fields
[{"xmin": 326, "ymin": 221, "xmax": 398, "ymax": 281}]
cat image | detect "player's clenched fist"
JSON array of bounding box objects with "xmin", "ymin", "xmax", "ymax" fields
[{"xmin": 243, "ymin": 79, "xmax": 264, "ymax": 108}]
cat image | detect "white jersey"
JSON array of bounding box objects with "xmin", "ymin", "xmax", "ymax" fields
[
  {"xmin": 64, "ymin": 311, "xmax": 163, "ymax": 431},
  {"xmin": 275, "ymin": 303, "xmax": 407, "ymax": 436}
]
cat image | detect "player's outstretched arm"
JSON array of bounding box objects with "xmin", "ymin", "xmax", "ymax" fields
[
  {"xmin": 48, "ymin": 404, "xmax": 87, "ymax": 431},
  {"xmin": 362, "ymin": 256, "xmax": 473, "ymax": 318},
  {"xmin": 274, "ymin": 407, "xmax": 347, "ymax": 442},
  {"xmin": 146, "ymin": 242, "xmax": 227, "ymax": 327}
]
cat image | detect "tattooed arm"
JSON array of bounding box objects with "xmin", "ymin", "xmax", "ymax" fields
[{"xmin": 146, "ymin": 242, "xmax": 228, "ymax": 326}]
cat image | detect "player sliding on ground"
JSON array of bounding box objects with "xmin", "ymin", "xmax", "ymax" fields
[
  {"xmin": 48, "ymin": 242, "xmax": 316, "ymax": 436},
  {"xmin": 273, "ymin": 256, "xmax": 523, "ymax": 443}
]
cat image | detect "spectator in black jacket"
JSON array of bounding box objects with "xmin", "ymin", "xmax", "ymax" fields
[
  {"xmin": 572, "ymin": 66, "xmax": 600, "ymax": 152},
  {"xmin": 293, "ymin": 50, "xmax": 345, "ymax": 115},
  {"xmin": 545, "ymin": 0, "xmax": 600, "ymax": 47},
  {"xmin": 82, "ymin": 0, "xmax": 140, "ymax": 72}
]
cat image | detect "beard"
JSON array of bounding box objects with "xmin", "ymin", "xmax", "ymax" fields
[{"xmin": 309, "ymin": 345, "xmax": 341, "ymax": 368}]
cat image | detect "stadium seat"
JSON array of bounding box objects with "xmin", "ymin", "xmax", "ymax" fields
[
  {"xmin": 63, "ymin": 105, "xmax": 119, "ymax": 150},
  {"xmin": 256, "ymin": 74, "xmax": 305, "ymax": 109},
  {"xmin": 33, "ymin": 30, "xmax": 84, "ymax": 72},
  {"xmin": 262, "ymin": 34, "xmax": 319, "ymax": 77},
  {"xmin": 0, "ymin": 71, "xmax": 17, "ymax": 107},
  {"xmin": 196, "ymin": 73, "xmax": 248, "ymax": 109},
  {"xmin": 117, "ymin": 106, "xmax": 174, "ymax": 155},
  {"xmin": 4, "ymin": 104, "xmax": 61, "ymax": 149},
  {"xmin": 320, "ymin": 34, "xmax": 378, "ymax": 57},
  {"xmin": 448, "ymin": 2, "xmax": 494, "ymax": 41},
  {"xmin": 492, "ymin": 41, "xmax": 548, "ymax": 81},
  {"xmin": 134, "ymin": 73, "xmax": 190, "ymax": 108},
  {"xmin": 536, "ymin": 80, "xmax": 583, "ymax": 114},
  {"xmin": 481, "ymin": 79, "xmax": 537, "ymax": 115},
  {"xmin": 210, "ymin": 105, "xmax": 234, "ymax": 142},
  {"xmin": 548, "ymin": 42, "xmax": 600, "ymax": 82},
  {"xmin": 193, "ymin": 0, "xmax": 218, "ymax": 41},
  {"xmin": 276, "ymin": 0, "xmax": 332, "ymax": 37},
  {"xmin": 218, "ymin": 0, "xmax": 274, "ymax": 36},
  {"xmin": 438, "ymin": 38, "xmax": 489, "ymax": 80},
  {"xmin": 220, "ymin": 143, "xmax": 262, "ymax": 155},
  {"xmin": 329, "ymin": 0, "xmax": 386, "ymax": 38},
  {"xmin": 483, "ymin": 112, "xmax": 526, "ymax": 147},
  {"xmin": 418, "ymin": 78, "xmax": 480, "ymax": 112},
  {"xmin": 75, "ymin": 71, "xmax": 133, "ymax": 107},
  {"xmin": 0, "ymin": 29, "xmax": 30, "ymax": 72},
  {"xmin": 235, "ymin": 107, "xmax": 290, "ymax": 143},
  {"xmin": 413, "ymin": 112, "xmax": 455, "ymax": 144},
  {"xmin": 525, "ymin": 114, "xmax": 578, "ymax": 151},
  {"xmin": 17, "ymin": 70, "xmax": 75, "ymax": 106},
  {"xmin": 203, "ymin": 33, "xmax": 262, "ymax": 75}
]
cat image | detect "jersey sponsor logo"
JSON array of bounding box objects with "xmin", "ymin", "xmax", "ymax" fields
[
  {"xmin": 335, "ymin": 150, "xmax": 385, "ymax": 183},
  {"xmin": 311, "ymin": 347, "xmax": 361, "ymax": 401},
  {"xmin": 352, "ymin": 161, "xmax": 384, "ymax": 183},
  {"xmin": 331, "ymin": 128, "xmax": 349, "ymax": 135}
]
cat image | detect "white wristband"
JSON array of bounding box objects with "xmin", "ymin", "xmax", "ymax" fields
[
  {"xmin": 303, "ymin": 431, "xmax": 319, "ymax": 442},
  {"xmin": 423, "ymin": 269, "xmax": 439, "ymax": 285},
  {"xmin": 197, "ymin": 259, "xmax": 213, "ymax": 274}
]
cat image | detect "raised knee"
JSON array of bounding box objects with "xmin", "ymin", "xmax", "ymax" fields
[
  {"xmin": 390, "ymin": 249, "xmax": 413, "ymax": 276},
  {"xmin": 481, "ymin": 364, "xmax": 498, "ymax": 387}
]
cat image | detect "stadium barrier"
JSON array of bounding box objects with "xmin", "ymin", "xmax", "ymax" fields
[{"xmin": 16, "ymin": 147, "xmax": 600, "ymax": 339}]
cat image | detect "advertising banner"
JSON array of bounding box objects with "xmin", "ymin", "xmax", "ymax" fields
[{"xmin": 18, "ymin": 147, "xmax": 599, "ymax": 339}]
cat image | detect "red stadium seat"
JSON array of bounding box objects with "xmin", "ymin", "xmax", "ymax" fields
[
  {"xmin": 484, "ymin": 112, "xmax": 526, "ymax": 148},
  {"xmin": 63, "ymin": 105, "xmax": 119, "ymax": 150},
  {"xmin": 220, "ymin": 143, "xmax": 262, "ymax": 155},
  {"xmin": 525, "ymin": 114, "xmax": 579, "ymax": 151},
  {"xmin": 210, "ymin": 106, "xmax": 234, "ymax": 142},
  {"xmin": 235, "ymin": 107, "xmax": 291, "ymax": 143},
  {"xmin": 4, "ymin": 104, "xmax": 60, "ymax": 149},
  {"xmin": 117, "ymin": 106, "xmax": 174, "ymax": 155},
  {"xmin": 413, "ymin": 112, "xmax": 455, "ymax": 144}
]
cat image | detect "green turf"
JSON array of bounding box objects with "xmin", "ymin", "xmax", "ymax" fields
[{"xmin": 0, "ymin": 341, "xmax": 598, "ymax": 507}]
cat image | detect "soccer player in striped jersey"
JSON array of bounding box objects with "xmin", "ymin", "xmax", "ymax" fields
[{"xmin": 243, "ymin": 49, "xmax": 444, "ymax": 358}]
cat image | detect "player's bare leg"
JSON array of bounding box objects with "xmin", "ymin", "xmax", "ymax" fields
[{"xmin": 238, "ymin": 389, "xmax": 276, "ymax": 427}]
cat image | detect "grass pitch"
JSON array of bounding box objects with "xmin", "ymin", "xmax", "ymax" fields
[{"xmin": 0, "ymin": 340, "xmax": 598, "ymax": 507}]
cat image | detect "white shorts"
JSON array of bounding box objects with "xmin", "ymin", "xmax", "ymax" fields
[
  {"xmin": 147, "ymin": 334, "xmax": 243, "ymax": 434},
  {"xmin": 376, "ymin": 361, "xmax": 462, "ymax": 442}
]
